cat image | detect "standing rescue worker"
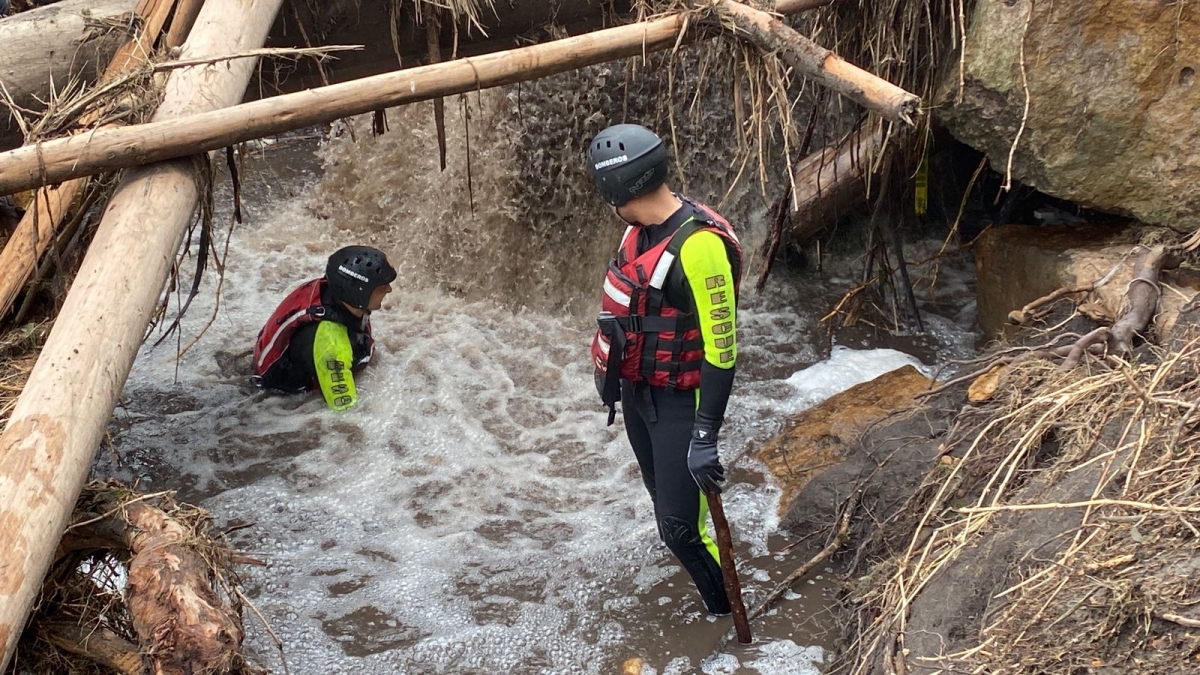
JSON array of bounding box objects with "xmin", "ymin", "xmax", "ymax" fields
[
  {"xmin": 252, "ymin": 246, "xmax": 396, "ymax": 411},
  {"xmin": 588, "ymin": 124, "xmax": 742, "ymax": 616}
]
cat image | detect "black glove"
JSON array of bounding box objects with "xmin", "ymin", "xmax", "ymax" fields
[
  {"xmin": 594, "ymin": 367, "xmax": 605, "ymax": 401},
  {"xmin": 687, "ymin": 419, "xmax": 725, "ymax": 494}
]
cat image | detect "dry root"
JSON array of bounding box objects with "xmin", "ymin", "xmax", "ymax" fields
[
  {"xmin": 13, "ymin": 481, "xmax": 266, "ymax": 675},
  {"xmin": 844, "ymin": 232, "xmax": 1200, "ymax": 673}
]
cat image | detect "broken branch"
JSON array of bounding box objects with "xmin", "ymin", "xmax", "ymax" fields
[
  {"xmin": 710, "ymin": 2, "xmax": 921, "ymax": 125},
  {"xmin": 0, "ymin": 0, "xmax": 911, "ymax": 195}
]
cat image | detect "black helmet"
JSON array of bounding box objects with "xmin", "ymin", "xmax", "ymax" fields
[
  {"xmin": 586, "ymin": 123, "xmax": 670, "ymax": 207},
  {"xmin": 325, "ymin": 245, "xmax": 397, "ymax": 309}
]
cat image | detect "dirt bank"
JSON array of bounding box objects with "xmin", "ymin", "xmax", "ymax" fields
[{"xmin": 779, "ymin": 296, "xmax": 1200, "ymax": 674}]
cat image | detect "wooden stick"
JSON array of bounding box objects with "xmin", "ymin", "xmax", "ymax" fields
[
  {"xmin": 0, "ymin": 0, "xmax": 182, "ymax": 324},
  {"xmin": 0, "ymin": 0, "xmax": 286, "ymax": 666},
  {"xmin": 708, "ymin": 492, "xmax": 752, "ymax": 644},
  {"xmin": 0, "ymin": 0, "xmax": 910, "ymax": 196},
  {"xmin": 713, "ymin": 493, "xmax": 858, "ymax": 654},
  {"xmin": 42, "ymin": 622, "xmax": 143, "ymax": 675}
]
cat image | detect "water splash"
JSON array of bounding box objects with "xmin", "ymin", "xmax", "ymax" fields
[{"xmin": 102, "ymin": 113, "xmax": 976, "ymax": 672}]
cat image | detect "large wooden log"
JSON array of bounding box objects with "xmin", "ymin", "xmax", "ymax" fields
[
  {"xmin": 790, "ymin": 128, "xmax": 882, "ymax": 243},
  {"xmin": 0, "ymin": 0, "xmax": 140, "ymax": 149},
  {"xmin": 0, "ymin": 0, "xmax": 187, "ymax": 325},
  {"xmin": 0, "ymin": 0, "xmax": 285, "ymax": 668},
  {"xmin": 0, "ymin": 0, "xmax": 900, "ymax": 196}
]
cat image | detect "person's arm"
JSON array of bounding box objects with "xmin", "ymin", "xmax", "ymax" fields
[
  {"xmin": 311, "ymin": 321, "xmax": 359, "ymax": 411},
  {"xmin": 679, "ymin": 230, "xmax": 737, "ymax": 429},
  {"xmin": 679, "ymin": 229, "xmax": 737, "ymax": 494}
]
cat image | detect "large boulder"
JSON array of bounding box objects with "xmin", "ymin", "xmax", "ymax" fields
[
  {"xmin": 938, "ymin": 0, "xmax": 1200, "ymax": 232},
  {"xmin": 755, "ymin": 365, "xmax": 931, "ymax": 521}
]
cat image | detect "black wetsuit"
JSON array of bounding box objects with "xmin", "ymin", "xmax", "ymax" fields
[{"xmin": 618, "ymin": 202, "xmax": 738, "ymax": 615}]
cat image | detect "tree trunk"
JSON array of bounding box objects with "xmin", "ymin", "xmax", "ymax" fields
[
  {"xmin": 0, "ymin": 0, "xmax": 910, "ymax": 196},
  {"xmin": 0, "ymin": 0, "xmax": 190, "ymax": 326},
  {"xmin": 0, "ymin": 0, "xmax": 140, "ymax": 150},
  {"xmin": 0, "ymin": 0, "xmax": 286, "ymax": 668},
  {"xmin": 790, "ymin": 128, "xmax": 882, "ymax": 243}
]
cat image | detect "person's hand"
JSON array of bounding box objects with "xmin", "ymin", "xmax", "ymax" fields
[{"xmin": 687, "ymin": 422, "xmax": 725, "ymax": 494}]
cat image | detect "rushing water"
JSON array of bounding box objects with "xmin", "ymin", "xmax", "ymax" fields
[{"xmin": 98, "ymin": 128, "xmax": 976, "ymax": 674}]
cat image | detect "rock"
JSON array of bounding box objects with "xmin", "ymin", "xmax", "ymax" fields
[
  {"xmin": 974, "ymin": 224, "xmax": 1200, "ymax": 339},
  {"xmin": 967, "ymin": 365, "xmax": 1004, "ymax": 403},
  {"xmin": 756, "ymin": 365, "xmax": 931, "ymax": 520},
  {"xmin": 937, "ymin": 0, "xmax": 1200, "ymax": 232}
]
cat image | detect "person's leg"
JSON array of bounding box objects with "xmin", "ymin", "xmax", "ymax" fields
[
  {"xmin": 621, "ymin": 381, "xmax": 658, "ymax": 507},
  {"xmin": 256, "ymin": 349, "xmax": 312, "ymax": 393},
  {"xmin": 646, "ymin": 387, "xmax": 730, "ymax": 615}
]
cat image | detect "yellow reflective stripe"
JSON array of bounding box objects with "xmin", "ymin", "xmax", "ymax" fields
[
  {"xmin": 679, "ymin": 230, "xmax": 737, "ymax": 368},
  {"xmin": 698, "ymin": 492, "xmax": 721, "ymax": 565},
  {"xmin": 312, "ymin": 321, "xmax": 358, "ymax": 411},
  {"xmin": 691, "ymin": 388, "xmax": 720, "ymax": 563}
]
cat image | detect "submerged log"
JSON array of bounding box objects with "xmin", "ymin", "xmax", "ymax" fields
[
  {"xmin": 0, "ymin": 0, "xmax": 140, "ymax": 149},
  {"xmin": 0, "ymin": 0, "xmax": 188, "ymax": 325},
  {"xmin": 0, "ymin": 0, "xmax": 909, "ymax": 196},
  {"xmin": 0, "ymin": 0, "xmax": 286, "ymax": 668}
]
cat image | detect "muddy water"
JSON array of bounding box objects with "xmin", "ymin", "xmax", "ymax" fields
[{"xmin": 99, "ymin": 133, "xmax": 976, "ymax": 674}]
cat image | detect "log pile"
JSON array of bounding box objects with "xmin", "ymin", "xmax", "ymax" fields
[{"xmin": 0, "ymin": 0, "xmax": 286, "ymax": 667}]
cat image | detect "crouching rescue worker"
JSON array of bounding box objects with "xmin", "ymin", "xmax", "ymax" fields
[
  {"xmin": 252, "ymin": 246, "xmax": 396, "ymax": 411},
  {"xmin": 587, "ymin": 123, "xmax": 742, "ymax": 616}
]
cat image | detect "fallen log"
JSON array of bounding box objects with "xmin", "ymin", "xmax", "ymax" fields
[
  {"xmin": 26, "ymin": 482, "xmax": 252, "ymax": 675},
  {"xmin": 0, "ymin": 0, "xmax": 188, "ymax": 325},
  {"xmin": 713, "ymin": 2, "xmax": 920, "ymax": 125},
  {"xmin": 0, "ymin": 0, "xmax": 140, "ymax": 149},
  {"xmin": 0, "ymin": 0, "xmax": 911, "ymax": 196},
  {"xmin": 790, "ymin": 128, "xmax": 881, "ymax": 243},
  {"xmin": 755, "ymin": 126, "xmax": 879, "ymax": 291},
  {"xmin": 0, "ymin": 0, "xmax": 286, "ymax": 667},
  {"xmin": 124, "ymin": 501, "xmax": 244, "ymax": 675}
]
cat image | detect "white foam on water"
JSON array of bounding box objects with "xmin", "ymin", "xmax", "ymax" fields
[
  {"xmin": 105, "ymin": 139, "xmax": 973, "ymax": 675},
  {"xmin": 781, "ymin": 346, "xmax": 931, "ymax": 414}
]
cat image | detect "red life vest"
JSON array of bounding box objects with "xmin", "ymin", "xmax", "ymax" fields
[
  {"xmin": 253, "ymin": 278, "xmax": 374, "ymax": 378},
  {"xmin": 590, "ymin": 199, "xmax": 742, "ymax": 391}
]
